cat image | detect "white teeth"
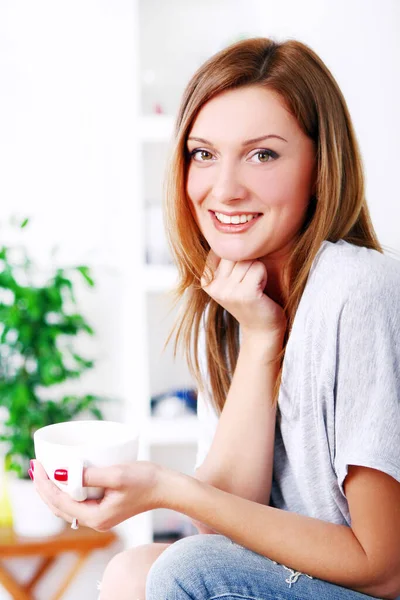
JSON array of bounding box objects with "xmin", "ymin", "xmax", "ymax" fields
[{"xmin": 214, "ymin": 212, "xmax": 258, "ymax": 224}]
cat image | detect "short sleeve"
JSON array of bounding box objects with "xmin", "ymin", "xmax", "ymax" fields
[
  {"xmin": 334, "ymin": 281, "xmax": 400, "ymax": 497},
  {"xmin": 194, "ymin": 314, "xmax": 219, "ymax": 471}
]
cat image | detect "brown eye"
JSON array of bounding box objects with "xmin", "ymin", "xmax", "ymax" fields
[
  {"xmin": 250, "ymin": 149, "xmax": 279, "ymax": 163},
  {"xmin": 190, "ymin": 149, "xmax": 213, "ymax": 162},
  {"xmin": 258, "ymin": 151, "xmax": 272, "ymax": 162}
]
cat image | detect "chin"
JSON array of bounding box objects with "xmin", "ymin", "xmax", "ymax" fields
[{"xmin": 212, "ymin": 247, "xmax": 264, "ymax": 263}]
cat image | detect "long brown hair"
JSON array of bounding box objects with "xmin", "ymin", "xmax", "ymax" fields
[{"xmin": 162, "ymin": 37, "xmax": 382, "ymax": 416}]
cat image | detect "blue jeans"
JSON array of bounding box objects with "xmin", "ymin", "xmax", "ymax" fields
[{"xmin": 146, "ymin": 534, "xmax": 383, "ymax": 600}]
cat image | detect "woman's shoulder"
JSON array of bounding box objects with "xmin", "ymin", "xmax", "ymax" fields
[{"xmin": 308, "ymin": 239, "xmax": 400, "ymax": 306}]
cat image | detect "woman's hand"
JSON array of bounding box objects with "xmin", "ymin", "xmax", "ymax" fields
[
  {"xmin": 201, "ymin": 249, "xmax": 286, "ymax": 342},
  {"xmin": 32, "ymin": 459, "xmax": 164, "ymax": 532}
]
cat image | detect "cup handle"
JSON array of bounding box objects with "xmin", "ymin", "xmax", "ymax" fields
[{"xmin": 67, "ymin": 457, "xmax": 87, "ymax": 501}]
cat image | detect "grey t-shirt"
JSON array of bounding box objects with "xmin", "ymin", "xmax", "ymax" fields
[{"xmin": 195, "ymin": 239, "xmax": 400, "ymax": 526}]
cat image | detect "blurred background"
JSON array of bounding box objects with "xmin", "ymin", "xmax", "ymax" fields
[{"xmin": 0, "ymin": 0, "xmax": 399, "ymax": 597}]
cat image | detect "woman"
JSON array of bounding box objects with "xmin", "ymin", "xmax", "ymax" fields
[{"xmin": 32, "ymin": 37, "xmax": 400, "ymax": 599}]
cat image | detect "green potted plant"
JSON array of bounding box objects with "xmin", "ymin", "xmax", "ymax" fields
[{"xmin": 0, "ymin": 217, "xmax": 108, "ymax": 536}]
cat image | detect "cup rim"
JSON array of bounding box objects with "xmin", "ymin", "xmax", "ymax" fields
[{"xmin": 33, "ymin": 419, "xmax": 140, "ymax": 448}]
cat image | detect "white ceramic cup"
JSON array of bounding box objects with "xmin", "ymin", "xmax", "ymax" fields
[{"xmin": 34, "ymin": 420, "xmax": 140, "ymax": 501}]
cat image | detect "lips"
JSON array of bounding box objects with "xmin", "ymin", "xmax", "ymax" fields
[{"xmin": 210, "ymin": 210, "xmax": 262, "ymax": 233}]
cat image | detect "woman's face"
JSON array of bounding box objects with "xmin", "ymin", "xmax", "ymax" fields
[{"xmin": 186, "ymin": 85, "xmax": 316, "ymax": 266}]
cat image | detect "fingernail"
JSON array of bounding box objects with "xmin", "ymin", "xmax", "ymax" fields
[
  {"xmin": 30, "ymin": 459, "xmax": 35, "ymax": 472},
  {"xmin": 54, "ymin": 469, "xmax": 68, "ymax": 482},
  {"xmin": 28, "ymin": 469, "xmax": 34, "ymax": 481}
]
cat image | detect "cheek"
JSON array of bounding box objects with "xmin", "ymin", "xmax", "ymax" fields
[
  {"xmin": 251, "ymin": 170, "xmax": 291, "ymax": 207},
  {"xmin": 254, "ymin": 162, "xmax": 313, "ymax": 208},
  {"xmin": 186, "ymin": 166, "xmax": 210, "ymax": 207}
]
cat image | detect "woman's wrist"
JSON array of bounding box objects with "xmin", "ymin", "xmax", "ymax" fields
[
  {"xmin": 156, "ymin": 465, "xmax": 198, "ymax": 514},
  {"xmin": 151, "ymin": 463, "xmax": 185, "ymax": 510},
  {"xmin": 240, "ymin": 329, "xmax": 285, "ymax": 363}
]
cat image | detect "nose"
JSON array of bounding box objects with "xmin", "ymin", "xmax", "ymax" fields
[{"xmin": 210, "ymin": 160, "xmax": 247, "ymax": 205}]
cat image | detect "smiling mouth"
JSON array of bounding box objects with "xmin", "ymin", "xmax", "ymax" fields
[
  {"xmin": 209, "ymin": 210, "xmax": 263, "ymax": 233},
  {"xmin": 211, "ymin": 210, "xmax": 263, "ymax": 224}
]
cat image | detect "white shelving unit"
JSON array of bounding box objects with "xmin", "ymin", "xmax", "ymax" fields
[{"xmin": 119, "ymin": 46, "xmax": 199, "ymax": 547}]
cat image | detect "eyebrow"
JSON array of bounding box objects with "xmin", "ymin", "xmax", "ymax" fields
[{"xmin": 187, "ymin": 133, "xmax": 288, "ymax": 146}]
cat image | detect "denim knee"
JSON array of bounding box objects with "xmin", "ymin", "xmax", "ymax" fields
[{"xmin": 146, "ymin": 534, "xmax": 229, "ymax": 599}]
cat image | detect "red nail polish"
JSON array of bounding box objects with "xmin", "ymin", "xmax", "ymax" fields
[
  {"xmin": 28, "ymin": 469, "xmax": 34, "ymax": 481},
  {"xmin": 30, "ymin": 460, "xmax": 34, "ymax": 472},
  {"xmin": 54, "ymin": 469, "xmax": 68, "ymax": 482}
]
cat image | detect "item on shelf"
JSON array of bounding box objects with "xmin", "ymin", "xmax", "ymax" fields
[
  {"xmin": 154, "ymin": 103, "xmax": 164, "ymax": 114},
  {"xmin": 145, "ymin": 203, "xmax": 173, "ymax": 265},
  {"xmin": 151, "ymin": 388, "xmax": 197, "ymax": 418}
]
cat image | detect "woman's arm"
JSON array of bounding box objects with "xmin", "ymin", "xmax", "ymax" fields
[
  {"xmin": 196, "ymin": 335, "xmax": 280, "ymax": 505},
  {"xmin": 163, "ymin": 464, "xmax": 400, "ymax": 600},
  {"xmin": 193, "ymin": 335, "xmax": 280, "ymax": 533}
]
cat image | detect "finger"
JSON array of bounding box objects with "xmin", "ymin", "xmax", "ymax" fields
[
  {"xmin": 203, "ymin": 256, "xmax": 254, "ymax": 287},
  {"xmin": 33, "ymin": 461, "xmax": 99, "ymax": 523},
  {"xmin": 230, "ymin": 260, "xmax": 255, "ymax": 283},
  {"xmin": 31, "ymin": 459, "xmax": 49, "ymax": 481},
  {"xmin": 214, "ymin": 259, "xmax": 236, "ymax": 279},
  {"xmin": 35, "ymin": 484, "xmax": 72, "ymax": 523},
  {"xmin": 33, "ymin": 461, "xmax": 74, "ymax": 523},
  {"xmin": 204, "ymin": 250, "xmax": 254, "ymax": 283},
  {"xmin": 82, "ymin": 464, "xmax": 125, "ymax": 489},
  {"xmin": 243, "ymin": 260, "xmax": 268, "ymax": 291}
]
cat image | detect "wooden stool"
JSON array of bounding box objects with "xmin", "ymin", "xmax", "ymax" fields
[{"xmin": 0, "ymin": 524, "xmax": 118, "ymax": 600}]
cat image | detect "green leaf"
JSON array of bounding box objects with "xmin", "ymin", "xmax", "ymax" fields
[
  {"xmin": 76, "ymin": 266, "xmax": 95, "ymax": 287},
  {"xmin": 72, "ymin": 353, "xmax": 94, "ymax": 369},
  {"xmin": 89, "ymin": 407, "xmax": 103, "ymax": 420},
  {"xmin": 53, "ymin": 270, "xmax": 76, "ymax": 304},
  {"xmin": 20, "ymin": 218, "xmax": 29, "ymax": 229}
]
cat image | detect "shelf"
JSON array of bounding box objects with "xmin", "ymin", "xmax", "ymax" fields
[
  {"xmin": 141, "ymin": 415, "xmax": 199, "ymax": 445},
  {"xmin": 144, "ymin": 263, "xmax": 178, "ymax": 292},
  {"xmin": 139, "ymin": 114, "xmax": 175, "ymax": 142}
]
